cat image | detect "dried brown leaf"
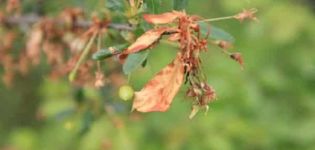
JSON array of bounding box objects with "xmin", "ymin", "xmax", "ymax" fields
[
  {"xmin": 132, "ymin": 53, "xmax": 184, "ymax": 112},
  {"xmin": 123, "ymin": 28, "xmax": 169, "ymax": 55},
  {"xmin": 143, "ymin": 12, "xmax": 181, "ymax": 24}
]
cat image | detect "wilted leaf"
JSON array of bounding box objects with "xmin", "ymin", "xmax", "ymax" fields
[
  {"xmin": 173, "ymin": 0, "xmax": 188, "ymax": 11},
  {"xmin": 123, "ymin": 27, "xmax": 168, "ymax": 54},
  {"xmin": 143, "ymin": 12, "xmax": 180, "ymax": 24},
  {"xmin": 132, "ymin": 53, "xmax": 184, "ymax": 112},
  {"xmin": 123, "ymin": 50, "xmax": 149, "ymax": 74}
]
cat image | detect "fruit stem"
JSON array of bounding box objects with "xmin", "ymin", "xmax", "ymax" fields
[{"xmin": 69, "ymin": 31, "xmax": 98, "ymax": 82}]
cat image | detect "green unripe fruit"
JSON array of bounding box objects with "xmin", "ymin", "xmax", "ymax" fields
[{"xmin": 118, "ymin": 85, "xmax": 134, "ymax": 101}]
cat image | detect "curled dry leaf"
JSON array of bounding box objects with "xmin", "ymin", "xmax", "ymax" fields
[
  {"xmin": 143, "ymin": 12, "xmax": 181, "ymax": 24},
  {"xmin": 132, "ymin": 53, "xmax": 184, "ymax": 112},
  {"xmin": 119, "ymin": 27, "xmax": 170, "ymax": 62},
  {"xmin": 123, "ymin": 27, "xmax": 169, "ymax": 55}
]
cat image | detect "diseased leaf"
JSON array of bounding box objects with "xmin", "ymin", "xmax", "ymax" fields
[
  {"xmin": 123, "ymin": 50, "xmax": 150, "ymax": 75},
  {"xmin": 132, "ymin": 53, "xmax": 184, "ymax": 112},
  {"xmin": 173, "ymin": 0, "xmax": 188, "ymax": 11},
  {"xmin": 143, "ymin": 12, "xmax": 180, "ymax": 24},
  {"xmin": 198, "ymin": 22, "xmax": 235, "ymax": 43},
  {"xmin": 123, "ymin": 28, "xmax": 168, "ymax": 54}
]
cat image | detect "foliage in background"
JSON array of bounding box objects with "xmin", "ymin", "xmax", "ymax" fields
[{"xmin": 0, "ymin": 0, "xmax": 315, "ymax": 150}]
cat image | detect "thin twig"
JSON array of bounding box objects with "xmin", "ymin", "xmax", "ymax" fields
[{"xmin": 199, "ymin": 16, "xmax": 234, "ymax": 22}]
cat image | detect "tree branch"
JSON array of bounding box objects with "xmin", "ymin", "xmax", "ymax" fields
[{"xmin": 2, "ymin": 14, "xmax": 133, "ymax": 31}]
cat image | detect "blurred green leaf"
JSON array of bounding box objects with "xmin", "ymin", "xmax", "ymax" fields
[
  {"xmin": 92, "ymin": 48, "xmax": 114, "ymax": 60},
  {"xmin": 210, "ymin": 25, "xmax": 235, "ymax": 43},
  {"xmin": 79, "ymin": 111, "xmax": 94, "ymax": 136},
  {"xmin": 123, "ymin": 50, "xmax": 150, "ymax": 75},
  {"xmin": 198, "ymin": 22, "xmax": 235, "ymax": 43},
  {"xmin": 54, "ymin": 108, "xmax": 75, "ymax": 121},
  {"xmin": 142, "ymin": 59, "xmax": 148, "ymax": 67},
  {"xmin": 173, "ymin": 0, "xmax": 188, "ymax": 10},
  {"xmin": 106, "ymin": 0, "xmax": 125, "ymax": 12},
  {"xmin": 73, "ymin": 88, "xmax": 85, "ymax": 104},
  {"xmin": 144, "ymin": 0, "xmax": 162, "ymax": 13},
  {"xmin": 198, "ymin": 22, "xmax": 211, "ymax": 38}
]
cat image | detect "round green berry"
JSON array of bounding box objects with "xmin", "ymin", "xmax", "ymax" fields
[{"xmin": 118, "ymin": 85, "xmax": 134, "ymax": 101}]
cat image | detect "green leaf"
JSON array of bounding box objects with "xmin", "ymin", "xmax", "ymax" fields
[
  {"xmin": 210, "ymin": 25, "xmax": 235, "ymax": 43},
  {"xmin": 198, "ymin": 22, "xmax": 211, "ymax": 38},
  {"xmin": 173, "ymin": 0, "xmax": 188, "ymax": 11},
  {"xmin": 92, "ymin": 48, "xmax": 114, "ymax": 60},
  {"xmin": 141, "ymin": 59, "xmax": 148, "ymax": 67},
  {"xmin": 123, "ymin": 50, "xmax": 150, "ymax": 75},
  {"xmin": 92, "ymin": 44, "xmax": 128, "ymax": 60},
  {"xmin": 198, "ymin": 22, "xmax": 235, "ymax": 43},
  {"xmin": 106, "ymin": 0, "xmax": 125, "ymax": 12}
]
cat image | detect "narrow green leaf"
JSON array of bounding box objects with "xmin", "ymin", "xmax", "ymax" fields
[
  {"xmin": 173, "ymin": 0, "xmax": 188, "ymax": 11},
  {"xmin": 123, "ymin": 50, "xmax": 149, "ymax": 75},
  {"xmin": 92, "ymin": 48, "xmax": 114, "ymax": 60},
  {"xmin": 141, "ymin": 59, "xmax": 148, "ymax": 67},
  {"xmin": 198, "ymin": 22, "xmax": 235, "ymax": 43},
  {"xmin": 92, "ymin": 44, "xmax": 128, "ymax": 60}
]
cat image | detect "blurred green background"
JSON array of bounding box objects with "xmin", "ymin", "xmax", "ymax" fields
[{"xmin": 1, "ymin": 0, "xmax": 315, "ymax": 150}]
